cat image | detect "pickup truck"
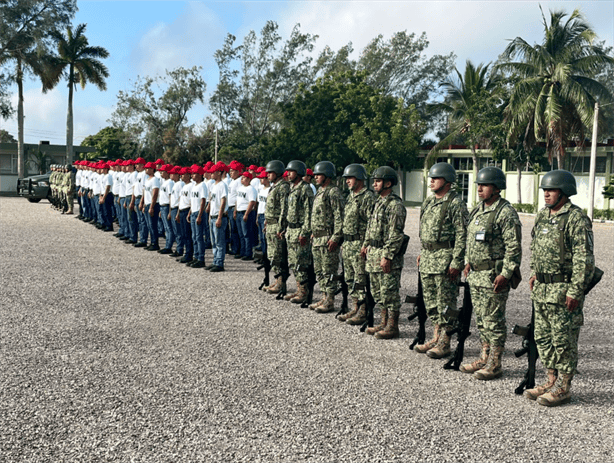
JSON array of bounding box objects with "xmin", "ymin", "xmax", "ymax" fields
[{"xmin": 17, "ymin": 172, "xmax": 52, "ymax": 203}]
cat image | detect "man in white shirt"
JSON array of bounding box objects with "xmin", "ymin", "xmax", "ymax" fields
[
  {"xmin": 131, "ymin": 157, "xmax": 149, "ymax": 247},
  {"xmin": 206, "ymin": 164, "xmax": 229, "ymax": 272},
  {"xmin": 116, "ymin": 160, "xmax": 129, "ymax": 240},
  {"xmin": 186, "ymin": 165, "xmax": 208, "ymax": 268},
  {"xmin": 154, "ymin": 158, "xmax": 164, "ymax": 236},
  {"xmin": 227, "ymin": 160, "xmax": 244, "ymax": 256},
  {"xmin": 98, "ymin": 162, "xmax": 114, "ymax": 232},
  {"xmin": 111, "ymin": 161, "xmax": 123, "ymax": 236},
  {"xmin": 140, "ymin": 162, "xmax": 161, "ymax": 250},
  {"xmin": 256, "ymin": 170, "xmax": 270, "ymax": 256},
  {"xmin": 248, "ymin": 164, "xmax": 261, "ymax": 190},
  {"xmin": 304, "ymin": 168, "xmax": 317, "ymax": 195},
  {"xmin": 176, "ymin": 167, "xmax": 194, "ymax": 264},
  {"xmin": 235, "ymin": 171, "xmax": 258, "ymax": 260},
  {"xmin": 122, "ymin": 160, "xmax": 139, "ymax": 243},
  {"xmin": 90, "ymin": 162, "xmax": 103, "ymax": 228},
  {"xmin": 169, "ymin": 166, "xmax": 184, "ymax": 257},
  {"xmin": 158, "ymin": 164, "xmax": 176, "ymax": 254}
]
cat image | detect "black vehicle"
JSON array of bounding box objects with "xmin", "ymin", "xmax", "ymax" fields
[{"xmin": 17, "ymin": 172, "xmax": 52, "ymax": 203}]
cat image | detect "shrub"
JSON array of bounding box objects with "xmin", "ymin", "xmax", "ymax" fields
[{"xmin": 512, "ymin": 203, "xmax": 535, "ymax": 214}]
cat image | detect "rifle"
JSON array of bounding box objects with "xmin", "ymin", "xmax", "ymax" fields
[
  {"xmin": 406, "ymin": 274, "xmax": 427, "ymax": 349},
  {"xmin": 332, "ymin": 272, "xmax": 349, "ymax": 317},
  {"xmin": 513, "ymin": 303, "xmax": 538, "ymax": 395},
  {"xmin": 300, "ymin": 262, "xmax": 317, "ymax": 308},
  {"xmin": 254, "ymin": 249, "xmax": 271, "ymax": 291},
  {"xmin": 359, "ymin": 275, "xmax": 377, "ymax": 332},
  {"xmin": 443, "ymin": 281, "xmax": 473, "ymax": 370},
  {"xmin": 275, "ymin": 240, "xmax": 290, "ymax": 300}
]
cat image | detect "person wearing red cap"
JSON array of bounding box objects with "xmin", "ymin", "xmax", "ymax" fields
[
  {"xmin": 99, "ymin": 163, "xmax": 114, "ymax": 231},
  {"xmin": 131, "ymin": 158, "xmax": 149, "ymax": 247},
  {"xmin": 227, "ymin": 161, "xmax": 243, "ymax": 256},
  {"xmin": 304, "ymin": 168, "xmax": 317, "ymax": 196},
  {"xmin": 115, "ymin": 161, "xmax": 129, "ymax": 240},
  {"xmin": 255, "ymin": 170, "xmax": 270, "ymax": 256},
  {"xmin": 123, "ymin": 160, "xmax": 139, "ymax": 243},
  {"xmin": 176, "ymin": 168, "xmax": 194, "ymax": 264},
  {"xmin": 235, "ymin": 171, "xmax": 258, "ymax": 260},
  {"xmin": 154, "ymin": 159, "xmax": 165, "ymax": 237},
  {"xmin": 74, "ymin": 162, "xmax": 83, "ymax": 218},
  {"xmin": 158, "ymin": 165, "xmax": 176, "ymax": 254},
  {"xmin": 111, "ymin": 162, "xmax": 122, "ymax": 233},
  {"xmin": 168, "ymin": 167, "xmax": 184, "ymax": 257},
  {"xmin": 206, "ymin": 164, "xmax": 229, "ymax": 271},
  {"xmin": 248, "ymin": 165, "xmax": 260, "ymax": 190},
  {"xmin": 140, "ymin": 162, "xmax": 161, "ymax": 250},
  {"xmin": 186, "ymin": 165, "xmax": 208, "ymax": 267}
]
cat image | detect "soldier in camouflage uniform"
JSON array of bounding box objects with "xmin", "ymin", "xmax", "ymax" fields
[
  {"xmin": 63, "ymin": 164, "xmax": 75, "ymax": 214},
  {"xmin": 49, "ymin": 165, "xmax": 59, "ymax": 210},
  {"xmin": 361, "ymin": 166, "xmax": 407, "ymax": 340},
  {"xmin": 339, "ymin": 164, "xmax": 376, "ymax": 324},
  {"xmin": 59, "ymin": 165, "xmax": 69, "ymax": 213},
  {"xmin": 263, "ymin": 160, "xmax": 291, "ymax": 294},
  {"xmin": 306, "ymin": 161, "xmax": 345, "ymax": 312},
  {"xmin": 279, "ymin": 160, "xmax": 314, "ymax": 301},
  {"xmin": 462, "ymin": 167, "xmax": 522, "ymax": 380},
  {"xmin": 525, "ymin": 170, "xmax": 595, "ymax": 407},
  {"xmin": 415, "ymin": 162, "xmax": 468, "ymax": 358}
]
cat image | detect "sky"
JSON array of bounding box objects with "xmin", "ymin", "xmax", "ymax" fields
[{"xmin": 2, "ymin": 0, "xmax": 613, "ymax": 146}]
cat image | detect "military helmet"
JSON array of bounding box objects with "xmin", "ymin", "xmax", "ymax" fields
[
  {"xmin": 313, "ymin": 161, "xmax": 336, "ymax": 178},
  {"xmin": 265, "ymin": 160, "xmax": 285, "ymax": 175},
  {"xmin": 428, "ymin": 162, "xmax": 456, "ymax": 183},
  {"xmin": 65, "ymin": 164, "xmax": 71, "ymax": 170},
  {"xmin": 475, "ymin": 166, "xmax": 506, "ymax": 190},
  {"xmin": 342, "ymin": 163, "xmax": 368, "ymax": 181},
  {"xmin": 372, "ymin": 166, "xmax": 398, "ymax": 187},
  {"xmin": 286, "ymin": 160, "xmax": 306, "ymax": 177},
  {"xmin": 540, "ymin": 170, "xmax": 577, "ymax": 197}
]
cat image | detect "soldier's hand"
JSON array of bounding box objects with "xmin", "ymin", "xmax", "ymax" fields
[
  {"xmin": 463, "ymin": 263, "xmax": 471, "ymax": 278},
  {"xmin": 327, "ymin": 240, "xmax": 338, "ymax": 253},
  {"xmin": 380, "ymin": 257, "xmax": 391, "ymax": 274},
  {"xmin": 493, "ymin": 274, "xmax": 508, "ymax": 293},
  {"xmin": 298, "ymin": 235, "xmax": 308, "ymax": 246},
  {"xmin": 360, "ymin": 246, "xmax": 368, "ymax": 259},
  {"xmin": 276, "ymin": 231, "xmax": 284, "ymax": 240},
  {"xmin": 529, "ymin": 275, "xmax": 536, "ymax": 291},
  {"xmin": 566, "ymin": 296, "xmax": 579, "ymax": 312},
  {"xmin": 416, "ymin": 255, "xmax": 421, "ymax": 267},
  {"xmin": 447, "ymin": 266, "xmax": 460, "ymax": 281}
]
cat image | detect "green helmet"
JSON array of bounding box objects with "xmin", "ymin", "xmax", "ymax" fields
[
  {"xmin": 475, "ymin": 166, "xmax": 506, "ymax": 190},
  {"xmin": 428, "ymin": 162, "xmax": 456, "ymax": 183},
  {"xmin": 372, "ymin": 166, "xmax": 398, "ymax": 187},
  {"xmin": 286, "ymin": 160, "xmax": 306, "ymax": 177},
  {"xmin": 342, "ymin": 163, "xmax": 368, "ymax": 181},
  {"xmin": 313, "ymin": 161, "xmax": 336, "ymax": 178},
  {"xmin": 540, "ymin": 170, "xmax": 577, "ymax": 197},
  {"xmin": 265, "ymin": 160, "xmax": 285, "ymax": 175}
]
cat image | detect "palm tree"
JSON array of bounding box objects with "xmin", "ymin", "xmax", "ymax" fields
[
  {"xmin": 497, "ymin": 7, "xmax": 614, "ymax": 168},
  {"xmin": 47, "ymin": 23, "xmax": 109, "ymax": 163}
]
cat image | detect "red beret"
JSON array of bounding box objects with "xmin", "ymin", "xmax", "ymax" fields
[
  {"xmin": 248, "ymin": 164, "xmax": 258, "ymax": 171},
  {"xmin": 191, "ymin": 165, "xmax": 205, "ymax": 175},
  {"xmin": 258, "ymin": 170, "xmax": 267, "ymax": 179},
  {"xmin": 144, "ymin": 162, "xmax": 156, "ymax": 169},
  {"xmin": 242, "ymin": 171, "xmax": 253, "ymax": 180},
  {"xmin": 179, "ymin": 167, "xmax": 190, "ymax": 175},
  {"xmin": 135, "ymin": 157, "xmax": 146, "ymax": 164}
]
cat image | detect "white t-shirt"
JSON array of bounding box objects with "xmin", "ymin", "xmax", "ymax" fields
[
  {"xmin": 159, "ymin": 178, "xmax": 174, "ymax": 206},
  {"xmin": 257, "ymin": 185, "xmax": 270, "ymax": 214},
  {"xmin": 81, "ymin": 171, "xmax": 89, "ymax": 189},
  {"xmin": 118, "ymin": 172, "xmax": 127, "ymax": 198},
  {"xmin": 143, "ymin": 175, "xmax": 160, "ymax": 205},
  {"xmin": 91, "ymin": 172, "xmax": 101, "ymax": 195},
  {"xmin": 309, "ymin": 183, "xmax": 316, "ymax": 196},
  {"xmin": 190, "ymin": 181, "xmax": 208, "ymax": 213},
  {"xmin": 171, "ymin": 180, "xmax": 184, "ymax": 209},
  {"xmin": 179, "ymin": 182, "xmax": 193, "ymax": 210},
  {"xmin": 125, "ymin": 171, "xmax": 137, "ymax": 197},
  {"xmin": 75, "ymin": 170, "xmax": 82, "ymax": 187},
  {"xmin": 134, "ymin": 171, "xmax": 147, "ymax": 196},
  {"xmin": 250, "ymin": 178, "xmax": 261, "ymax": 190},
  {"xmin": 111, "ymin": 171, "xmax": 120, "ymax": 195},
  {"xmin": 236, "ymin": 184, "xmax": 257, "ymax": 212},
  {"xmin": 227, "ymin": 177, "xmax": 241, "ymax": 207},
  {"xmin": 209, "ymin": 181, "xmax": 228, "ymax": 216}
]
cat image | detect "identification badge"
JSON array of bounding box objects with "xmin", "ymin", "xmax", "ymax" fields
[
  {"xmin": 542, "ymin": 228, "xmax": 549, "ymax": 234},
  {"xmin": 475, "ymin": 220, "xmax": 480, "ymax": 226},
  {"xmin": 475, "ymin": 231, "xmax": 486, "ymax": 241}
]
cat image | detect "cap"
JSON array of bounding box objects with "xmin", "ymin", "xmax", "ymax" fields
[
  {"xmin": 154, "ymin": 158, "xmax": 164, "ymax": 164},
  {"xmin": 248, "ymin": 164, "xmax": 258, "ymax": 171},
  {"xmin": 258, "ymin": 170, "xmax": 267, "ymax": 179},
  {"xmin": 242, "ymin": 172, "xmax": 253, "ymax": 180},
  {"xmin": 306, "ymin": 168, "xmax": 314, "ymax": 177},
  {"xmin": 135, "ymin": 157, "xmax": 146, "ymax": 165},
  {"xmin": 144, "ymin": 162, "xmax": 156, "ymax": 169}
]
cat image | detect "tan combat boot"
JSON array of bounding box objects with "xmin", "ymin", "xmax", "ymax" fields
[
  {"xmin": 308, "ymin": 298, "xmax": 324, "ymax": 310},
  {"xmin": 414, "ymin": 325, "xmax": 441, "ymax": 353},
  {"xmin": 338, "ymin": 298, "xmax": 359, "ymax": 322},
  {"xmin": 426, "ymin": 327, "xmax": 452, "ymax": 358},
  {"xmin": 315, "ymin": 293, "xmax": 335, "ymax": 313},
  {"xmin": 524, "ymin": 369, "xmax": 558, "ymax": 400},
  {"xmin": 474, "ymin": 345, "xmax": 504, "ymax": 380},
  {"xmin": 283, "ymin": 284, "xmax": 299, "ymax": 301},
  {"xmin": 366, "ymin": 308, "xmax": 388, "ymax": 335},
  {"xmin": 536, "ymin": 373, "xmax": 573, "ymax": 407},
  {"xmin": 290, "ymin": 283, "xmax": 308, "ymax": 304},
  {"xmin": 374, "ymin": 311, "xmax": 400, "ymax": 339},
  {"xmin": 460, "ymin": 342, "xmax": 490, "ymax": 373},
  {"xmin": 266, "ymin": 277, "xmax": 282, "ymax": 294},
  {"xmin": 346, "ymin": 301, "xmax": 367, "ymax": 325}
]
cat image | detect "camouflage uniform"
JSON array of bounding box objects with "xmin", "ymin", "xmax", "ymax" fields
[
  {"xmin": 50, "ymin": 168, "xmax": 59, "ymax": 209},
  {"xmin": 419, "ymin": 191, "xmax": 468, "ymax": 327},
  {"xmin": 363, "ymin": 192, "xmax": 406, "ymax": 316},
  {"xmin": 64, "ymin": 168, "xmax": 75, "ymax": 213},
  {"xmin": 311, "ymin": 184, "xmax": 345, "ymax": 295},
  {"xmin": 530, "ymin": 202, "xmax": 595, "ymax": 375},
  {"xmin": 343, "ymin": 186, "xmax": 376, "ymax": 302},
  {"xmin": 265, "ymin": 178, "xmax": 290, "ymax": 278},
  {"xmin": 280, "ymin": 180, "xmax": 314, "ymax": 284},
  {"xmin": 466, "ymin": 198, "xmax": 522, "ymax": 347}
]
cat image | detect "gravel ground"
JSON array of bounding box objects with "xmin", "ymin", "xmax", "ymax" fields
[{"xmin": 1, "ymin": 196, "xmax": 612, "ymax": 463}]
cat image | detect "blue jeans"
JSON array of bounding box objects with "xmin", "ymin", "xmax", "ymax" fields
[
  {"xmin": 203, "ymin": 211, "xmax": 211, "ymax": 249},
  {"xmin": 101, "ymin": 194, "xmax": 114, "ymax": 229},
  {"xmin": 144, "ymin": 203, "xmax": 160, "ymax": 246},
  {"xmin": 179, "ymin": 209, "xmax": 193, "ymax": 260},
  {"xmin": 170, "ymin": 207, "xmax": 182, "ymax": 253},
  {"xmin": 118, "ymin": 197, "xmax": 127, "ymax": 235},
  {"xmin": 160, "ymin": 205, "xmax": 175, "ymax": 250},
  {"xmin": 135, "ymin": 196, "xmax": 148, "ymax": 244},
  {"xmin": 237, "ymin": 210, "xmax": 256, "ymax": 258},
  {"xmin": 190, "ymin": 211, "xmax": 205, "ymax": 262},
  {"xmin": 126, "ymin": 202, "xmax": 138, "ymax": 241},
  {"xmin": 228, "ymin": 206, "xmax": 240, "ymax": 254},
  {"xmin": 91, "ymin": 195, "xmax": 100, "ymax": 223},
  {"xmin": 257, "ymin": 213, "xmax": 266, "ymax": 256},
  {"xmin": 210, "ymin": 215, "xmax": 228, "ymax": 268}
]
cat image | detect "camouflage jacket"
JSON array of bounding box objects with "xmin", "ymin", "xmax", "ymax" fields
[
  {"xmin": 363, "ymin": 193, "xmax": 406, "ymax": 273},
  {"xmin": 280, "ymin": 180, "xmax": 314, "ymax": 238},
  {"xmin": 50, "ymin": 171, "xmax": 58, "ymax": 189},
  {"xmin": 419, "ymin": 191, "xmax": 468, "ymax": 274},
  {"xmin": 530, "ymin": 201, "xmax": 595, "ymax": 302},
  {"xmin": 264, "ymin": 179, "xmax": 290, "ymax": 226},
  {"xmin": 466, "ymin": 197, "xmax": 522, "ymax": 288},
  {"xmin": 311, "ymin": 184, "xmax": 345, "ymax": 247},
  {"xmin": 343, "ymin": 187, "xmax": 376, "ymax": 242}
]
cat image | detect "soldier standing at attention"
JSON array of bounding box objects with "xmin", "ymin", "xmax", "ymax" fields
[
  {"xmin": 361, "ymin": 167, "xmax": 407, "ymax": 340},
  {"xmin": 525, "ymin": 170, "xmax": 595, "ymax": 407},
  {"xmin": 462, "ymin": 167, "xmax": 522, "ymax": 380},
  {"xmin": 279, "ymin": 161, "xmax": 315, "ymax": 302},
  {"xmin": 263, "ymin": 161, "xmax": 290, "ymax": 294},
  {"xmin": 414, "ymin": 162, "xmax": 468, "ymax": 358},
  {"xmin": 206, "ymin": 164, "xmax": 229, "ymax": 272},
  {"xmin": 338, "ymin": 164, "xmax": 376, "ymax": 324},
  {"xmin": 307, "ymin": 161, "xmax": 345, "ymax": 312}
]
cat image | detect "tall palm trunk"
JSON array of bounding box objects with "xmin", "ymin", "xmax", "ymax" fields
[
  {"xmin": 517, "ymin": 164, "xmax": 522, "ymax": 204},
  {"xmin": 66, "ymin": 64, "xmax": 74, "ymax": 164},
  {"xmin": 471, "ymin": 144, "xmax": 478, "ymax": 206},
  {"xmin": 17, "ymin": 57, "xmax": 25, "ymax": 178}
]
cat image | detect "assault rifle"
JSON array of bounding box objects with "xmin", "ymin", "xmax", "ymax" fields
[
  {"xmin": 253, "ymin": 249, "xmax": 271, "ymax": 291},
  {"xmin": 300, "ymin": 262, "xmax": 317, "ymax": 308},
  {"xmin": 513, "ymin": 303, "xmax": 538, "ymax": 395},
  {"xmin": 275, "ymin": 240, "xmax": 290, "ymax": 300},
  {"xmin": 442, "ymin": 281, "xmax": 473, "ymax": 370},
  {"xmin": 406, "ymin": 275, "xmax": 427, "ymax": 349},
  {"xmin": 359, "ymin": 275, "xmax": 377, "ymax": 332},
  {"xmin": 332, "ymin": 272, "xmax": 349, "ymax": 316}
]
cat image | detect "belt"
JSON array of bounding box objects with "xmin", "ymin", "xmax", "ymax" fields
[
  {"xmin": 344, "ymin": 233, "xmax": 362, "ymax": 242},
  {"xmin": 369, "ymin": 239, "xmax": 384, "ymax": 248},
  {"xmin": 313, "ymin": 230, "xmax": 330, "ymax": 238},
  {"xmin": 535, "ymin": 273, "xmax": 571, "ymax": 284},
  {"xmin": 288, "ymin": 222, "xmax": 301, "ymax": 229},
  {"xmin": 210, "ymin": 213, "xmax": 228, "ymax": 219},
  {"xmin": 470, "ymin": 261, "xmax": 495, "ymax": 272},
  {"xmin": 179, "ymin": 207, "xmax": 190, "ymax": 212},
  {"xmin": 171, "ymin": 206, "xmax": 178, "ymax": 210},
  {"xmin": 422, "ymin": 241, "xmax": 455, "ymax": 251},
  {"xmin": 266, "ymin": 218, "xmax": 278, "ymax": 224}
]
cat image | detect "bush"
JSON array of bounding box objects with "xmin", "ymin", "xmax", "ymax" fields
[
  {"xmin": 588, "ymin": 208, "xmax": 614, "ymax": 221},
  {"xmin": 512, "ymin": 203, "xmax": 535, "ymax": 214}
]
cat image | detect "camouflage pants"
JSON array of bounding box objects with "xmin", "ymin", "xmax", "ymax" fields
[
  {"xmin": 265, "ymin": 223, "xmax": 286, "ymax": 276},
  {"xmin": 370, "ymin": 269, "xmax": 402, "ymax": 314},
  {"xmin": 343, "ymin": 240, "xmax": 367, "ymax": 301},
  {"xmin": 421, "ymin": 272, "xmax": 458, "ymax": 327},
  {"xmin": 469, "ymin": 284, "xmax": 509, "ymax": 347},
  {"xmin": 287, "ymin": 228, "xmax": 311, "ymax": 283},
  {"xmin": 313, "ymin": 245, "xmax": 340, "ymax": 295},
  {"xmin": 64, "ymin": 190, "xmax": 74, "ymax": 212}
]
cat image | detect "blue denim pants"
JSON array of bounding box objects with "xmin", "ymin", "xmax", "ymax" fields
[
  {"xmin": 144, "ymin": 202, "xmax": 160, "ymax": 246},
  {"xmin": 210, "ymin": 215, "xmax": 228, "ymax": 268},
  {"xmin": 191, "ymin": 211, "xmax": 205, "ymax": 262},
  {"xmin": 170, "ymin": 207, "xmax": 182, "ymax": 253},
  {"xmin": 179, "ymin": 209, "xmax": 193, "ymax": 259},
  {"xmin": 160, "ymin": 205, "xmax": 175, "ymax": 250}
]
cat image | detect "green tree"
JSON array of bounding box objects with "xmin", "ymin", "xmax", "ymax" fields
[
  {"xmin": 81, "ymin": 126, "xmax": 138, "ymax": 160},
  {"xmin": 497, "ymin": 7, "xmax": 614, "ymax": 168},
  {"xmin": 26, "ymin": 147, "xmax": 50, "ymax": 174},
  {"xmin": 110, "ymin": 66, "xmax": 206, "ymax": 164},
  {"xmin": 0, "ymin": 129, "xmax": 17, "ymax": 143},
  {"xmin": 46, "ymin": 23, "xmax": 110, "ymax": 164}
]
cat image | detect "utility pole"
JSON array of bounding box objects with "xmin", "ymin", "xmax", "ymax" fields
[
  {"xmin": 214, "ymin": 128, "xmax": 218, "ymax": 164},
  {"xmin": 588, "ymin": 102, "xmax": 599, "ymax": 221}
]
